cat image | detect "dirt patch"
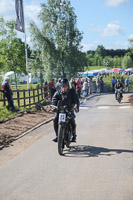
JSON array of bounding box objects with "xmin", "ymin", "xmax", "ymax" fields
[
  {"xmin": 0, "ymin": 105, "xmax": 54, "ymax": 147},
  {"xmin": 128, "ymin": 94, "xmax": 133, "ymax": 105}
]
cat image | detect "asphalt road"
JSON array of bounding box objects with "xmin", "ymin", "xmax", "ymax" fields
[{"xmin": 0, "ymin": 94, "xmax": 133, "ymax": 200}]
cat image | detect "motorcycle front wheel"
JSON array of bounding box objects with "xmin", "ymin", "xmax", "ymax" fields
[
  {"xmin": 117, "ymin": 93, "xmax": 121, "ymax": 103},
  {"xmin": 58, "ymin": 124, "xmax": 65, "ymax": 155}
]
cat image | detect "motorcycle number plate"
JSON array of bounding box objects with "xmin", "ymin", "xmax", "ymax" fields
[{"xmin": 59, "ymin": 113, "xmax": 66, "ymax": 122}]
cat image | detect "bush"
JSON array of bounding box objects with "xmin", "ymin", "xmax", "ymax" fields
[{"xmin": 102, "ymin": 74, "xmax": 133, "ymax": 92}]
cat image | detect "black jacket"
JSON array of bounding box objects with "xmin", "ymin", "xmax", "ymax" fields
[
  {"xmin": 1, "ymin": 81, "xmax": 13, "ymax": 96},
  {"xmin": 52, "ymin": 88, "xmax": 80, "ymax": 111},
  {"xmin": 114, "ymin": 83, "xmax": 123, "ymax": 90}
]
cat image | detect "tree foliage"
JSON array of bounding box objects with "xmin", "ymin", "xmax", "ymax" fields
[
  {"xmin": 122, "ymin": 55, "xmax": 133, "ymax": 68},
  {"xmin": 85, "ymin": 45, "xmax": 133, "ymax": 68},
  {"xmin": 30, "ymin": 0, "xmax": 83, "ymax": 81},
  {"xmin": 0, "ymin": 17, "xmax": 27, "ymax": 86},
  {"xmin": 29, "ymin": 50, "xmax": 45, "ymax": 85}
]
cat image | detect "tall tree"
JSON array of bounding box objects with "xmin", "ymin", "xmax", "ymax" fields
[
  {"xmin": 95, "ymin": 45, "xmax": 106, "ymax": 57},
  {"xmin": 30, "ymin": 0, "xmax": 83, "ymax": 81},
  {"xmin": 0, "ymin": 17, "xmax": 27, "ymax": 87},
  {"xmin": 122, "ymin": 55, "xmax": 133, "ymax": 69},
  {"xmin": 29, "ymin": 50, "xmax": 45, "ymax": 85}
]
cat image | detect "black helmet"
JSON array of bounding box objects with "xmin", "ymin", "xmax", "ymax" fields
[{"xmin": 61, "ymin": 78, "xmax": 69, "ymax": 86}]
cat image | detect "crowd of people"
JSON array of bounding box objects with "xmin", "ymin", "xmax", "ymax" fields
[
  {"xmin": 49, "ymin": 77, "xmax": 94, "ymax": 100},
  {"xmin": 1, "ymin": 73, "xmax": 131, "ymax": 113},
  {"xmin": 49, "ymin": 74, "xmax": 131, "ymax": 100}
]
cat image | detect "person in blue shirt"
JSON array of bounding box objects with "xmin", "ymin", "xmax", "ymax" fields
[
  {"xmin": 112, "ymin": 77, "xmax": 116, "ymax": 93},
  {"xmin": 125, "ymin": 77, "xmax": 129, "ymax": 92}
]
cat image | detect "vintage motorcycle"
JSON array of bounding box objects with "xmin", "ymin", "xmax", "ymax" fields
[
  {"xmin": 116, "ymin": 88, "xmax": 123, "ymax": 103},
  {"xmin": 51, "ymin": 103, "xmax": 74, "ymax": 155}
]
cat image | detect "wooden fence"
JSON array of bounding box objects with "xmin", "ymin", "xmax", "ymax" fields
[{"xmin": 0, "ymin": 85, "xmax": 50, "ymax": 108}]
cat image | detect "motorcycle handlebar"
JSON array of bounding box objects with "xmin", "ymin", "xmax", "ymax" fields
[
  {"xmin": 115, "ymin": 88, "xmax": 122, "ymax": 91},
  {"xmin": 50, "ymin": 104, "xmax": 74, "ymax": 113}
]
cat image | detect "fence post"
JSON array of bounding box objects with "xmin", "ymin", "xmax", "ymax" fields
[
  {"xmin": 17, "ymin": 90, "xmax": 20, "ymax": 107},
  {"xmin": 41, "ymin": 87, "xmax": 43, "ymax": 101},
  {"xmin": 28, "ymin": 90, "xmax": 31, "ymax": 105},
  {"xmin": 44, "ymin": 85, "xmax": 48, "ymax": 99},
  {"xmin": 23, "ymin": 90, "xmax": 26, "ymax": 107},
  {"xmin": 33, "ymin": 89, "xmax": 35, "ymax": 104},
  {"xmin": 37, "ymin": 88, "xmax": 39, "ymax": 102}
]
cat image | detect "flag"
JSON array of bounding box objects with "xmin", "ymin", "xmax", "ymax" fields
[{"xmin": 15, "ymin": 0, "xmax": 25, "ymax": 33}]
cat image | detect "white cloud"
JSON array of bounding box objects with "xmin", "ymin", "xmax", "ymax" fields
[
  {"xmin": 25, "ymin": 4, "xmax": 41, "ymax": 25},
  {"xmin": 81, "ymin": 41, "xmax": 100, "ymax": 51},
  {"xmin": 0, "ymin": 0, "xmax": 41, "ymax": 29},
  {"xmin": 105, "ymin": 0, "xmax": 129, "ymax": 7},
  {"xmin": 128, "ymin": 34, "xmax": 133, "ymax": 40},
  {"xmin": 0, "ymin": 0, "xmax": 15, "ymax": 20},
  {"xmin": 101, "ymin": 21, "xmax": 124, "ymax": 37},
  {"xmin": 113, "ymin": 41, "xmax": 129, "ymax": 48},
  {"xmin": 89, "ymin": 21, "xmax": 124, "ymax": 37},
  {"xmin": 81, "ymin": 40, "xmax": 130, "ymax": 51}
]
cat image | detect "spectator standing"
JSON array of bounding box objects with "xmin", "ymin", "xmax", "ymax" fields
[
  {"xmin": 96, "ymin": 77, "xmax": 101, "ymax": 93},
  {"xmin": 1, "ymin": 77, "xmax": 16, "ymax": 111},
  {"xmin": 125, "ymin": 77, "xmax": 129, "ymax": 92},
  {"xmin": 100, "ymin": 77, "xmax": 104, "ymax": 93},
  {"xmin": 76, "ymin": 78, "xmax": 82, "ymax": 98},
  {"xmin": 116, "ymin": 77, "xmax": 119, "ymax": 83},
  {"xmin": 121, "ymin": 76, "xmax": 125, "ymax": 92},
  {"xmin": 49, "ymin": 79, "xmax": 56, "ymax": 100},
  {"xmin": 69, "ymin": 77, "xmax": 76, "ymax": 90},
  {"xmin": 56, "ymin": 78, "xmax": 61, "ymax": 91},
  {"xmin": 87, "ymin": 78, "xmax": 91, "ymax": 95},
  {"xmin": 121, "ymin": 77, "xmax": 125, "ymax": 87},
  {"xmin": 80, "ymin": 78, "xmax": 84, "ymax": 95},
  {"xmin": 112, "ymin": 76, "xmax": 116, "ymax": 93},
  {"xmin": 82, "ymin": 78, "xmax": 88, "ymax": 97}
]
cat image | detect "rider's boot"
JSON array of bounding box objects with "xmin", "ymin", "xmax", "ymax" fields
[
  {"xmin": 53, "ymin": 136, "xmax": 58, "ymax": 142},
  {"xmin": 72, "ymin": 134, "xmax": 77, "ymax": 142}
]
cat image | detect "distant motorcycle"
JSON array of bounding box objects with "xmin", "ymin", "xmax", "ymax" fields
[{"xmin": 116, "ymin": 88, "xmax": 122, "ymax": 103}]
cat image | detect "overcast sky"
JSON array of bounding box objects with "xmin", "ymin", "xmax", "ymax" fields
[{"xmin": 0, "ymin": 0, "xmax": 133, "ymax": 52}]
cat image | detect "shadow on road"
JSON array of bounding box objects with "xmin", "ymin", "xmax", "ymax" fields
[{"xmin": 63, "ymin": 145, "xmax": 133, "ymax": 158}]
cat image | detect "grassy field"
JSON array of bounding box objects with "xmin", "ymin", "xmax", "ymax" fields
[
  {"xmin": 0, "ymin": 107, "xmax": 17, "ymax": 120},
  {"xmin": 84, "ymin": 66, "xmax": 113, "ymax": 71},
  {"xmin": 10, "ymin": 83, "xmax": 38, "ymax": 90}
]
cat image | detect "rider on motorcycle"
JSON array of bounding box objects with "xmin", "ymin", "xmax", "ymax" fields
[
  {"xmin": 51, "ymin": 78, "xmax": 79, "ymax": 142},
  {"xmin": 114, "ymin": 79, "xmax": 123, "ymax": 100}
]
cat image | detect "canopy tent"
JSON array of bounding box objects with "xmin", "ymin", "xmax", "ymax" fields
[
  {"xmin": 118, "ymin": 68, "xmax": 125, "ymax": 71},
  {"xmin": 4, "ymin": 71, "xmax": 14, "ymax": 77},
  {"xmin": 112, "ymin": 68, "xmax": 120, "ymax": 72},
  {"xmin": 125, "ymin": 68, "xmax": 133, "ymax": 72},
  {"xmin": 82, "ymin": 71, "xmax": 97, "ymax": 77}
]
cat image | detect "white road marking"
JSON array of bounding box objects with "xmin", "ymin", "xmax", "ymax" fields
[
  {"xmin": 80, "ymin": 107, "xmax": 90, "ymax": 109},
  {"xmin": 119, "ymin": 106, "xmax": 130, "ymax": 109},
  {"xmin": 97, "ymin": 106, "xmax": 109, "ymax": 109},
  {"xmin": 80, "ymin": 106, "xmax": 131, "ymax": 110}
]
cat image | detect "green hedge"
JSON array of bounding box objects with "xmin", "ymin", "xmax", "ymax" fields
[{"xmin": 103, "ymin": 74, "xmax": 133, "ymax": 92}]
